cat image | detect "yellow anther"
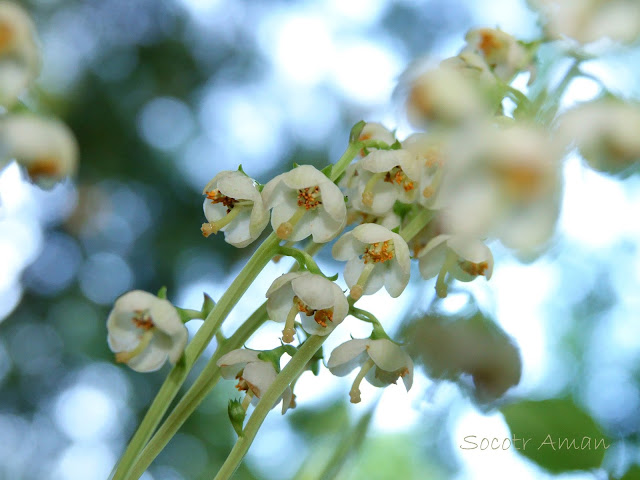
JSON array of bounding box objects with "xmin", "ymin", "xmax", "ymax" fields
[
  {"xmin": 384, "ymin": 167, "xmax": 415, "ymax": 192},
  {"xmin": 297, "ymin": 186, "xmax": 322, "ymax": 210},
  {"xmin": 459, "ymin": 260, "xmax": 489, "ymax": 277},
  {"xmin": 363, "ymin": 241, "xmax": 394, "ymax": 264}
]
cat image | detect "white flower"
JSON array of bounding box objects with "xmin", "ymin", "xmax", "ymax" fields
[
  {"xmin": 440, "ymin": 51, "xmax": 497, "ymax": 87},
  {"xmin": 436, "ymin": 123, "xmax": 563, "ymax": 256},
  {"xmin": 529, "ymin": 0, "xmax": 640, "ymax": 45},
  {"xmin": 356, "ymin": 122, "xmax": 396, "ymax": 148},
  {"xmin": 0, "ymin": 2, "xmax": 40, "ymax": 107},
  {"xmin": 201, "ymin": 170, "xmax": 270, "ymax": 248},
  {"xmin": 262, "ymin": 165, "xmax": 347, "ymax": 243},
  {"xmin": 216, "ymin": 349, "xmax": 294, "ymax": 414},
  {"xmin": 405, "ymin": 64, "xmax": 491, "ymax": 126},
  {"xmin": 401, "ymin": 132, "xmax": 447, "ymax": 207},
  {"xmin": 332, "ymin": 223, "xmax": 411, "ymax": 300},
  {"xmin": 266, "ymin": 272, "xmax": 349, "ymax": 343},
  {"xmin": 461, "ymin": 28, "xmax": 530, "ymax": 82},
  {"xmin": 418, "ymin": 234, "xmax": 494, "ymax": 297},
  {"xmin": 327, "ymin": 338, "xmax": 413, "ymax": 403},
  {"xmin": 0, "ymin": 114, "xmax": 78, "ymax": 184},
  {"xmin": 106, "ymin": 290, "xmax": 188, "ymax": 373},
  {"xmin": 342, "ymin": 149, "xmax": 421, "ymax": 216},
  {"xmin": 557, "ymin": 99, "xmax": 640, "ymax": 177}
]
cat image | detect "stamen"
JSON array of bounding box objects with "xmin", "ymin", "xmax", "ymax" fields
[
  {"xmin": 115, "ymin": 330, "xmax": 154, "ymax": 364},
  {"xmin": 0, "ymin": 21, "xmax": 13, "ymax": 53},
  {"xmin": 26, "ymin": 157, "xmax": 61, "ymax": 179},
  {"xmin": 206, "ymin": 189, "xmax": 237, "ymax": 213},
  {"xmin": 459, "ymin": 260, "xmax": 489, "ymax": 277},
  {"xmin": 363, "ymin": 241, "xmax": 394, "ymax": 264},
  {"xmin": 384, "ymin": 167, "xmax": 414, "ymax": 192},
  {"xmin": 349, "ymin": 358, "xmax": 375, "ymax": 404},
  {"xmin": 297, "ymin": 186, "xmax": 322, "ymax": 210},
  {"xmin": 478, "ymin": 30, "xmax": 502, "ymax": 57},
  {"xmin": 132, "ymin": 309, "xmax": 154, "ymax": 330}
]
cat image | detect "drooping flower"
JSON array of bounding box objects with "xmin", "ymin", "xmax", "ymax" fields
[
  {"xmin": 529, "ymin": 0, "xmax": 640, "ymax": 45},
  {"xmin": 0, "ymin": 114, "xmax": 78, "ymax": 184},
  {"xmin": 332, "ymin": 223, "xmax": 411, "ymax": 300},
  {"xmin": 216, "ymin": 348, "xmax": 294, "ymax": 414},
  {"xmin": 0, "ymin": 2, "xmax": 40, "ymax": 107},
  {"xmin": 356, "ymin": 122, "xmax": 396, "ymax": 150},
  {"xmin": 461, "ymin": 28, "xmax": 530, "ymax": 82},
  {"xmin": 401, "ymin": 131, "xmax": 447, "ymax": 207},
  {"xmin": 327, "ymin": 338, "xmax": 414, "ymax": 403},
  {"xmin": 106, "ymin": 290, "xmax": 188, "ymax": 373},
  {"xmin": 557, "ymin": 99, "xmax": 640, "ymax": 177},
  {"xmin": 405, "ymin": 63, "xmax": 492, "ymax": 127},
  {"xmin": 262, "ymin": 165, "xmax": 347, "ymax": 243},
  {"xmin": 436, "ymin": 123, "xmax": 563, "ymax": 256},
  {"xmin": 418, "ymin": 234, "xmax": 494, "ymax": 297},
  {"xmin": 201, "ymin": 170, "xmax": 270, "ymax": 248},
  {"xmin": 266, "ymin": 272, "xmax": 349, "ymax": 343},
  {"xmin": 342, "ymin": 149, "xmax": 421, "ymax": 216}
]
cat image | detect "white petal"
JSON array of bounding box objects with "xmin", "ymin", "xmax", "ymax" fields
[
  {"xmin": 203, "ymin": 199, "xmax": 227, "ymax": 223},
  {"xmin": 243, "ymin": 361, "xmax": 277, "ymax": 397},
  {"xmin": 343, "ymin": 256, "xmax": 364, "ymax": 289},
  {"xmin": 149, "ymin": 299, "xmax": 186, "ymax": 336},
  {"xmin": 332, "ymin": 232, "xmax": 363, "ymax": 261},
  {"xmin": 217, "ymin": 171, "xmax": 261, "ymax": 202},
  {"xmin": 223, "ymin": 211, "xmax": 254, "ymax": 248},
  {"xmin": 266, "ymin": 272, "xmax": 303, "ymax": 297},
  {"xmin": 261, "ymin": 173, "xmax": 286, "ymax": 208},
  {"xmin": 366, "ymin": 339, "xmax": 411, "ymax": 372},
  {"xmin": 384, "ymin": 259, "xmax": 410, "ymax": 298},
  {"xmin": 330, "ymin": 283, "xmax": 350, "ymax": 323},
  {"xmin": 390, "ymin": 232, "xmax": 411, "ymax": 275},
  {"xmin": 418, "ymin": 240, "xmax": 448, "ymax": 280},
  {"xmin": 217, "ymin": 349, "xmax": 261, "ymax": 379},
  {"xmin": 318, "ymin": 181, "xmax": 346, "ymax": 222},
  {"xmin": 351, "ymin": 223, "xmax": 394, "ymax": 244},
  {"xmin": 281, "ymin": 165, "xmax": 328, "ymax": 189},
  {"xmin": 202, "ymin": 170, "xmax": 235, "ymax": 195},
  {"xmin": 310, "ymin": 209, "xmax": 345, "ymax": 243},
  {"xmin": 270, "ymin": 193, "xmax": 299, "ymax": 230},
  {"xmin": 327, "ymin": 339, "xmax": 369, "ymax": 376},
  {"xmin": 361, "ymin": 150, "xmax": 402, "ymax": 173},
  {"xmin": 127, "ymin": 341, "xmax": 169, "ymax": 373},
  {"xmin": 266, "ymin": 283, "xmax": 296, "ymax": 324},
  {"xmin": 292, "ymin": 274, "xmax": 335, "ymax": 310}
]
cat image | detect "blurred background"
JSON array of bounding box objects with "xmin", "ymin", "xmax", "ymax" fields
[{"xmin": 2, "ymin": 0, "xmax": 640, "ymax": 479}]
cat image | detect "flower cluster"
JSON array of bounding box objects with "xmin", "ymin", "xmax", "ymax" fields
[
  {"xmin": 106, "ymin": 13, "xmax": 640, "ymax": 468},
  {"xmin": 0, "ymin": 2, "xmax": 78, "ymax": 185}
]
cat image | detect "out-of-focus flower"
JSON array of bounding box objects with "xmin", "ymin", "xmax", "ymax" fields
[
  {"xmin": 357, "ymin": 122, "xmax": 396, "ymax": 147},
  {"xmin": 327, "ymin": 338, "xmax": 413, "ymax": 403},
  {"xmin": 266, "ymin": 272, "xmax": 349, "ymax": 343},
  {"xmin": 401, "ymin": 131, "xmax": 447, "ymax": 207},
  {"xmin": 437, "ymin": 123, "xmax": 563, "ymax": 256},
  {"xmin": 201, "ymin": 170, "xmax": 270, "ymax": 248},
  {"xmin": 107, "ymin": 290, "xmax": 188, "ymax": 373},
  {"xmin": 529, "ymin": 0, "xmax": 640, "ymax": 45},
  {"xmin": 403, "ymin": 311, "xmax": 521, "ymax": 403},
  {"xmin": 262, "ymin": 165, "xmax": 347, "ymax": 243},
  {"xmin": 558, "ymin": 99, "xmax": 640, "ymax": 177},
  {"xmin": 332, "ymin": 223, "xmax": 411, "ymax": 300},
  {"xmin": 440, "ymin": 51, "xmax": 497, "ymax": 87},
  {"xmin": 0, "ymin": 2, "xmax": 40, "ymax": 107},
  {"xmin": 0, "ymin": 114, "xmax": 78, "ymax": 184},
  {"xmin": 461, "ymin": 28, "xmax": 530, "ymax": 82},
  {"xmin": 405, "ymin": 64, "xmax": 492, "ymax": 126},
  {"xmin": 418, "ymin": 234, "xmax": 494, "ymax": 297},
  {"xmin": 342, "ymin": 149, "xmax": 421, "ymax": 216},
  {"xmin": 217, "ymin": 349, "xmax": 293, "ymax": 414}
]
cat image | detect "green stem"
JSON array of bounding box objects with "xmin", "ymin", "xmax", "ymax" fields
[
  {"xmin": 330, "ymin": 143, "xmax": 360, "ymax": 182},
  {"xmin": 111, "ymin": 233, "xmax": 280, "ymax": 480},
  {"xmin": 213, "ymin": 335, "xmax": 327, "ymax": 480},
  {"xmin": 124, "ymin": 304, "xmax": 269, "ymax": 480},
  {"xmin": 399, "ymin": 207, "xmax": 434, "ymax": 242},
  {"xmin": 277, "ymin": 246, "xmax": 322, "ymax": 275}
]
